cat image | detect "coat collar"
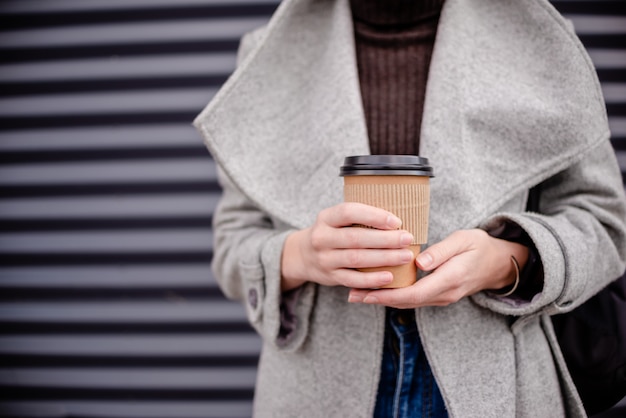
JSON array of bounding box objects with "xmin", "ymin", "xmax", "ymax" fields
[
  {"xmin": 195, "ymin": 0, "xmax": 366, "ymax": 229},
  {"xmin": 194, "ymin": 0, "xmax": 609, "ymax": 235}
]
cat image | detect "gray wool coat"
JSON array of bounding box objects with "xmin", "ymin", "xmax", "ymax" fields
[{"xmin": 194, "ymin": 0, "xmax": 626, "ymax": 416}]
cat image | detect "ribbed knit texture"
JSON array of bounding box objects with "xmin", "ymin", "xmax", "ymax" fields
[{"xmin": 351, "ymin": 0, "xmax": 444, "ymax": 155}]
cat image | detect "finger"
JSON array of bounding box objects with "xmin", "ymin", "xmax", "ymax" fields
[
  {"xmin": 327, "ymin": 248, "xmax": 415, "ymax": 270},
  {"xmin": 349, "ymin": 283, "xmax": 433, "ymax": 309},
  {"xmin": 348, "ymin": 287, "xmax": 414, "ymax": 308},
  {"xmin": 321, "ymin": 202, "xmax": 402, "ymax": 230},
  {"xmin": 349, "ymin": 264, "xmax": 469, "ymax": 308},
  {"xmin": 335, "ymin": 269, "xmax": 394, "ymax": 289},
  {"xmin": 334, "ymin": 227, "xmax": 414, "ymax": 249},
  {"xmin": 416, "ymin": 230, "xmax": 472, "ymax": 272}
]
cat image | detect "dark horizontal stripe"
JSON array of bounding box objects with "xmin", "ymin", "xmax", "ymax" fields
[
  {"xmin": 607, "ymin": 102, "xmax": 626, "ymax": 116},
  {"xmin": 550, "ymin": 1, "xmax": 626, "ymax": 15},
  {"xmin": 0, "ymin": 181, "xmax": 220, "ymax": 198},
  {"xmin": 0, "ymin": 112, "xmax": 197, "ymax": 130},
  {"xmin": 0, "ymin": 355, "xmax": 259, "ymax": 368},
  {"xmin": 0, "ymin": 252, "xmax": 212, "ymax": 266},
  {"xmin": 613, "ymin": 137, "xmax": 626, "ymax": 151},
  {"xmin": 0, "ymin": 75, "xmax": 229, "ymax": 97},
  {"xmin": 0, "ymin": 40, "xmax": 239, "ymax": 64},
  {"xmin": 0, "ymin": 69, "xmax": 621, "ymax": 100},
  {"xmin": 597, "ymin": 68, "xmax": 626, "ymax": 84},
  {"xmin": 0, "ymin": 146, "xmax": 211, "ymax": 164},
  {"xmin": 0, "ymin": 322, "xmax": 255, "ymax": 335},
  {"xmin": 4, "ymin": 102, "xmax": 625, "ymax": 132},
  {"xmin": 0, "ymin": 217, "xmax": 213, "ymax": 232},
  {"xmin": 579, "ymin": 34, "xmax": 626, "ymax": 50},
  {"xmin": 0, "ymin": 3, "xmax": 278, "ymax": 30},
  {"xmin": 0, "ymin": 287, "xmax": 223, "ymax": 302},
  {"xmin": 1, "ymin": 38, "xmax": 622, "ymax": 67},
  {"xmin": 0, "ymin": 139, "xmax": 622, "ymax": 165},
  {"xmin": 0, "ymin": 1, "xmax": 620, "ymax": 33},
  {"xmin": 0, "ymin": 386, "xmax": 254, "ymax": 402}
]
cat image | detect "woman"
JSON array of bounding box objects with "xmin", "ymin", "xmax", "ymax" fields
[{"xmin": 194, "ymin": 0, "xmax": 626, "ymax": 416}]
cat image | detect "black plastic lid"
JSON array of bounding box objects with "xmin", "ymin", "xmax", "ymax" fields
[{"xmin": 340, "ymin": 155, "xmax": 434, "ymax": 176}]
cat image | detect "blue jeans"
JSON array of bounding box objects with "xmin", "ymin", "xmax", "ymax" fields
[{"xmin": 374, "ymin": 308, "xmax": 448, "ymax": 418}]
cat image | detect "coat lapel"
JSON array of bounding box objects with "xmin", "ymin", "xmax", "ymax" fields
[
  {"xmin": 421, "ymin": 0, "xmax": 609, "ymax": 241},
  {"xmin": 194, "ymin": 0, "xmax": 367, "ymax": 230},
  {"xmin": 196, "ymin": 0, "xmax": 609, "ymax": 236},
  {"xmin": 417, "ymin": 1, "xmax": 609, "ymax": 412}
]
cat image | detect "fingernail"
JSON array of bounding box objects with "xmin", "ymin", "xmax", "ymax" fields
[
  {"xmin": 363, "ymin": 295, "xmax": 379, "ymax": 304},
  {"xmin": 380, "ymin": 272, "xmax": 394, "ymax": 283},
  {"xmin": 400, "ymin": 233, "xmax": 413, "ymax": 246},
  {"xmin": 401, "ymin": 250, "xmax": 414, "ymax": 263},
  {"xmin": 417, "ymin": 252, "xmax": 433, "ymax": 269},
  {"xmin": 387, "ymin": 215, "xmax": 402, "ymax": 229},
  {"xmin": 348, "ymin": 294, "xmax": 363, "ymax": 303}
]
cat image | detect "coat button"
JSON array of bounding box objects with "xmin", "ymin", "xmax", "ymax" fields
[{"xmin": 248, "ymin": 288, "xmax": 258, "ymax": 309}]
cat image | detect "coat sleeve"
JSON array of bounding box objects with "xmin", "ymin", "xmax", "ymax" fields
[
  {"xmin": 206, "ymin": 28, "xmax": 317, "ymax": 351},
  {"xmin": 212, "ymin": 165, "xmax": 317, "ymax": 351},
  {"xmin": 472, "ymin": 138, "xmax": 626, "ymax": 317}
]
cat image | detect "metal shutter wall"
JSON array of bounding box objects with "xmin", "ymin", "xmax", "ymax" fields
[
  {"xmin": 0, "ymin": 1, "xmax": 624, "ymax": 417},
  {"xmin": 0, "ymin": 1, "xmax": 278, "ymax": 417}
]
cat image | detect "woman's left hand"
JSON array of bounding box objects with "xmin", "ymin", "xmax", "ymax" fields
[{"xmin": 348, "ymin": 229, "xmax": 529, "ymax": 309}]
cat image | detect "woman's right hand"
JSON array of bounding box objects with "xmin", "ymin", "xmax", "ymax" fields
[{"xmin": 281, "ymin": 202, "xmax": 415, "ymax": 291}]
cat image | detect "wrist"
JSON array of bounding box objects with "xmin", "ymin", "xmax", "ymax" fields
[
  {"xmin": 490, "ymin": 239, "xmax": 529, "ymax": 292},
  {"xmin": 483, "ymin": 220, "xmax": 543, "ymax": 300},
  {"xmin": 490, "ymin": 255, "xmax": 521, "ymax": 297},
  {"xmin": 281, "ymin": 230, "xmax": 309, "ymax": 292}
]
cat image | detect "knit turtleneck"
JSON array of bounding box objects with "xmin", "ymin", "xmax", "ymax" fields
[{"xmin": 351, "ymin": 0, "xmax": 445, "ymax": 155}]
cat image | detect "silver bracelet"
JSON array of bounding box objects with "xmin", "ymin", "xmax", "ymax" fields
[{"xmin": 491, "ymin": 255, "xmax": 520, "ymax": 297}]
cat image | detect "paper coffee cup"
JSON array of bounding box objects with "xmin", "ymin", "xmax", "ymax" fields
[{"xmin": 340, "ymin": 155, "xmax": 433, "ymax": 288}]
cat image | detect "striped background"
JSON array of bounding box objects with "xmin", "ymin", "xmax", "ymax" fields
[{"xmin": 0, "ymin": 1, "xmax": 624, "ymax": 417}]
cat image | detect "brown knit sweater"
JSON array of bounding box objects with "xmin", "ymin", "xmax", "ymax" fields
[
  {"xmin": 351, "ymin": 0, "xmax": 445, "ymax": 155},
  {"xmin": 350, "ymin": 0, "xmax": 542, "ymax": 302}
]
